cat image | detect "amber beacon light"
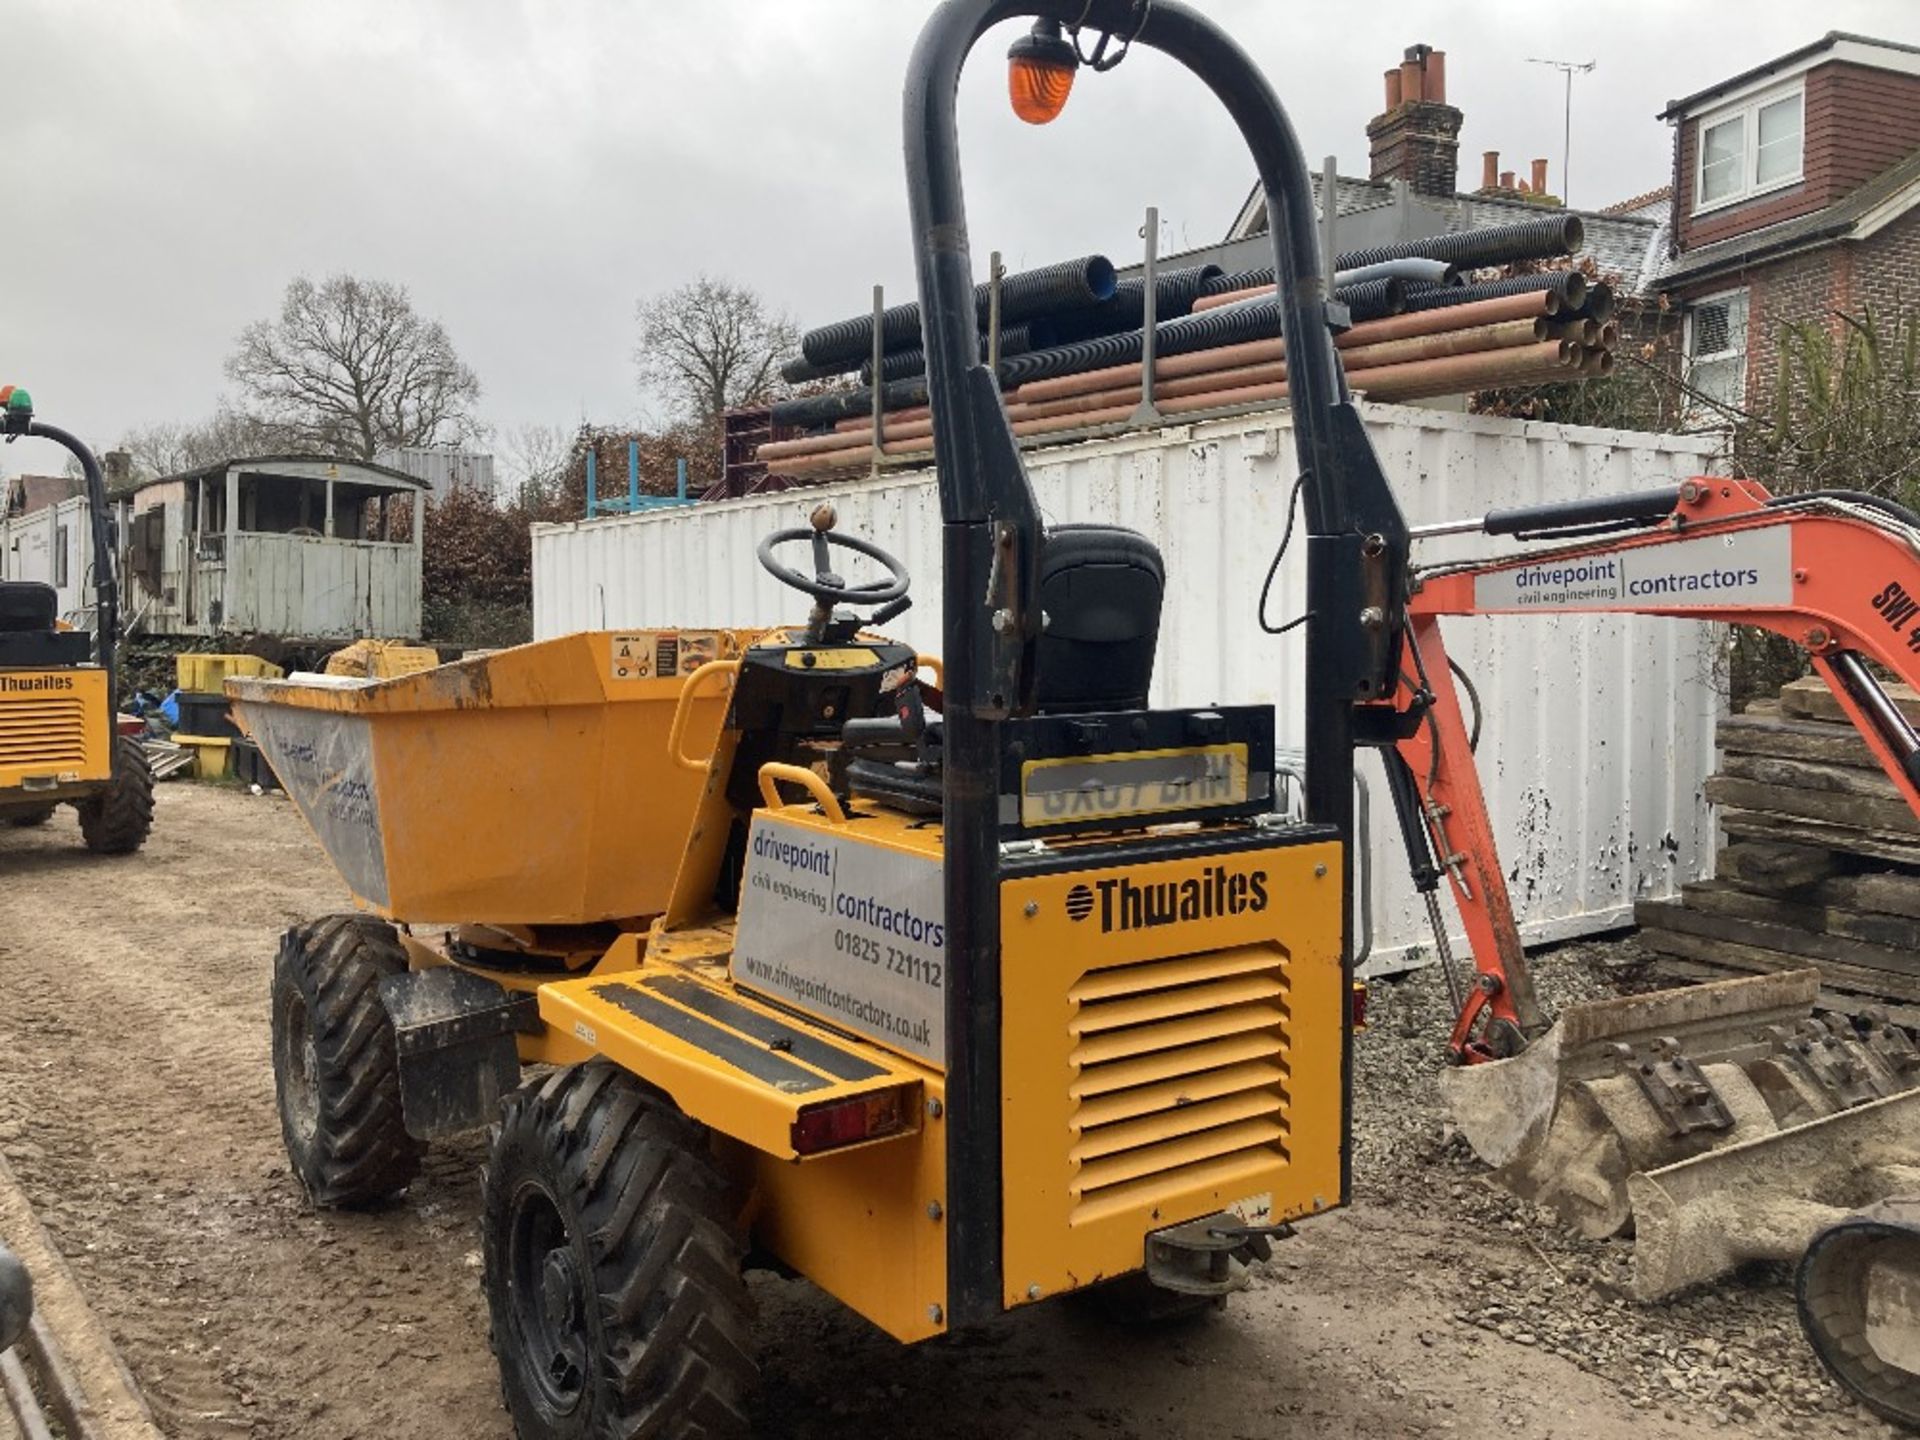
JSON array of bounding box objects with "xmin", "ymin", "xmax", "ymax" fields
[{"xmin": 1007, "ymin": 19, "xmax": 1078, "ymax": 124}]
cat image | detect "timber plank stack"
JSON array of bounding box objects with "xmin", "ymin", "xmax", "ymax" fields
[{"xmin": 1637, "ymin": 676, "xmax": 1920, "ymax": 1027}]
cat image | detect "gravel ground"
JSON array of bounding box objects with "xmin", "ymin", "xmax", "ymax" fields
[
  {"xmin": 0, "ymin": 783, "xmax": 1903, "ymax": 1438},
  {"xmin": 1354, "ymin": 940, "xmax": 1899, "ymax": 1435}
]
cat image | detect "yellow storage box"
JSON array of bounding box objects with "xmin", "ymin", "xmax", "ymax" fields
[{"xmin": 176, "ymin": 653, "xmax": 283, "ymax": 692}]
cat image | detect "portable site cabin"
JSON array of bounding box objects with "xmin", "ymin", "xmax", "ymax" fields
[{"xmin": 103, "ymin": 455, "xmax": 425, "ymax": 640}]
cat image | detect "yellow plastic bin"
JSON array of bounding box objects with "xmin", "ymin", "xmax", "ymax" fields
[
  {"xmin": 176, "ymin": 653, "xmax": 283, "ymax": 692},
  {"xmin": 172, "ymin": 733, "xmax": 234, "ymax": 779},
  {"xmin": 227, "ymin": 629, "xmax": 759, "ymax": 927}
]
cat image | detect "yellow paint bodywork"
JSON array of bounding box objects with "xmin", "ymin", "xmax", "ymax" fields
[
  {"xmin": 0, "ymin": 667, "xmax": 111, "ymax": 792},
  {"xmin": 227, "ymin": 630, "xmax": 762, "ymax": 925},
  {"xmin": 745, "ymin": 1075, "xmax": 948, "ymax": 1343},
  {"xmin": 998, "ymin": 838, "xmax": 1345, "ymax": 1307},
  {"xmin": 241, "ymin": 615, "xmax": 1349, "ymax": 1346}
]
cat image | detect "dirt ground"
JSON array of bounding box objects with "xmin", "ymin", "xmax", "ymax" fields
[{"xmin": 0, "ymin": 783, "xmax": 1903, "ymax": 1439}]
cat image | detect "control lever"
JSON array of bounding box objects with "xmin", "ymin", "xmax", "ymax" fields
[
  {"xmin": 871, "ymin": 593, "xmax": 913, "ymax": 628},
  {"xmin": 840, "ymin": 684, "xmax": 928, "ymax": 749}
]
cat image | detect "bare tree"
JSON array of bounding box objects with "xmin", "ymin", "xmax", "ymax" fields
[
  {"xmin": 500, "ymin": 422, "xmax": 572, "ymax": 501},
  {"xmin": 117, "ymin": 408, "xmax": 295, "ymax": 479},
  {"xmin": 226, "ymin": 275, "xmax": 480, "ymax": 460},
  {"xmin": 634, "ymin": 277, "xmax": 797, "ymax": 425}
]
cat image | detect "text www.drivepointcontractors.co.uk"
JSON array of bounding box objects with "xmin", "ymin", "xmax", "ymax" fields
[{"xmin": 737, "ymin": 954, "xmax": 931, "ymax": 1049}]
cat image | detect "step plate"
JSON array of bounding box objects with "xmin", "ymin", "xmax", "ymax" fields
[{"xmin": 538, "ymin": 967, "xmax": 925, "ymax": 1159}]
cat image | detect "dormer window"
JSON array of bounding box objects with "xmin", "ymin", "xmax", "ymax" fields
[{"xmin": 1695, "ymin": 87, "xmax": 1804, "ymax": 212}]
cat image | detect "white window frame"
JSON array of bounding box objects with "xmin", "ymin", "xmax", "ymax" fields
[
  {"xmin": 1683, "ymin": 287, "xmax": 1751, "ymax": 419},
  {"xmin": 1693, "ymin": 84, "xmax": 1804, "ymax": 214}
]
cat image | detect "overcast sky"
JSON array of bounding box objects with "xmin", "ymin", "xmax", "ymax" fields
[{"xmin": 5, "ymin": 0, "xmax": 1915, "ymax": 481}]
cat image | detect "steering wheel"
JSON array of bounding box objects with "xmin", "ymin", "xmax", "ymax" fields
[{"xmin": 756, "ymin": 504, "xmax": 909, "ymax": 609}]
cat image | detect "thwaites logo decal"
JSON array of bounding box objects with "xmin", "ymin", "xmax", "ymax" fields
[
  {"xmin": 0, "ymin": 674, "xmax": 77, "ymax": 693},
  {"xmin": 1068, "ymin": 864, "xmax": 1271, "ymax": 934},
  {"xmin": 1472, "ymin": 528, "xmax": 1792, "ymax": 612}
]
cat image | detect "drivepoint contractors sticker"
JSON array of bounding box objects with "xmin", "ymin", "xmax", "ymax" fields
[
  {"xmin": 1472, "ymin": 527, "xmax": 1792, "ymax": 612},
  {"xmin": 731, "ymin": 814, "xmax": 947, "ymax": 1066}
]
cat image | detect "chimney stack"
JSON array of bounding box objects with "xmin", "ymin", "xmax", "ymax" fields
[
  {"xmin": 1481, "ymin": 150, "xmax": 1499, "ymax": 190},
  {"xmin": 1530, "ymin": 157, "xmax": 1549, "ymax": 195},
  {"xmin": 1366, "ymin": 43, "xmax": 1463, "ymax": 200},
  {"xmin": 1500, "ymin": 169, "xmax": 1516, "ymax": 190}
]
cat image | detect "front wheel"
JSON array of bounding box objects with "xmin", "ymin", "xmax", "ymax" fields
[
  {"xmin": 271, "ymin": 914, "xmax": 423, "ymax": 1207},
  {"xmin": 483, "ymin": 1062, "xmax": 757, "ymax": 1440},
  {"xmin": 76, "ymin": 736, "xmax": 153, "ymax": 853}
]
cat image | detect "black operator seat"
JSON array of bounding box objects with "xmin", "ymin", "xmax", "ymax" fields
[
  {"xmin": 843, "ymin": 524, "xmax": 1165, "ymax": 816},
  {"xmin": 0, "ymin": 581, "xmax": 57, "ymax": 633},
  {"xmin": 1033, "ymin": 523, "xmax": 1165, "ymax": 715}
]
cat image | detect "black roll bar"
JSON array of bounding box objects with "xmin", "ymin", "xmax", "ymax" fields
[{"xmin": 903, "ymin": 0, "xmax": 1409, "ymax": 1325}]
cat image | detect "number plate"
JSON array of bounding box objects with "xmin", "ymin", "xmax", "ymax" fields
[{"xmin": 1019, "ymin": 744, "xmax": 1249, "ymax": 828}]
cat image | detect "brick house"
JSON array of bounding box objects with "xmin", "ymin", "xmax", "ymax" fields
[
  {"xmin": 1655, "ymin": 32, "xmax": 1920, "ymax": 416},
  {"xmin": 1225, "ymin": 45, "xmax": 1668, "ymax": 304}
]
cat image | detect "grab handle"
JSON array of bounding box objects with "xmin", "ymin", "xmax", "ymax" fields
[
  {"xmin": 667, "ymin": 659, "xmax": 738, "ymax": 773},
  {"xmin": 756, "ymin": 762, "xmax": 848, "ymax": 824}
]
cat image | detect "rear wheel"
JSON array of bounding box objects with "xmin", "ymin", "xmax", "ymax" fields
[
  {"xmin": 272, "ymin": 914, "xmax": 423, "ymax": 1207},
  {"xmin": 76, "ymin": 736, "xmax": 153, "ymax": 854},
  {"xmin": 483, "ymin": 1062, "xmax": 757, "ymax": 1440},
  {"xmin": 5, "ymin": 806, "xmax": 56, "ymax": 828}
]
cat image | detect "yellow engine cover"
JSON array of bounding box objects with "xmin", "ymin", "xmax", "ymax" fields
[
  {"xmin": 0, "ymin": 667, "xmax": 110, "ymax": 791},
  {"xmin": 998, "ymin": 835, "xmax": 1345, "ymax": 1307}
]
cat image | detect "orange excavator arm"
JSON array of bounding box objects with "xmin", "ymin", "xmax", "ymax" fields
[{"xmin": 1368, "ymin": 476, "xmax": 1920, "ymax": 1062}]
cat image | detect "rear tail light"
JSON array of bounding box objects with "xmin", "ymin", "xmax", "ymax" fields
[
  {"xmin": 1351, "ymin": 980, "xmax": 1370, "ymax": 1031},
  {"xmin": 791, "ymin": 1086, "xmax": 914, "ymax": 1156}
]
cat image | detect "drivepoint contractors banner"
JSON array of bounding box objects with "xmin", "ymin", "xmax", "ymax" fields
[
  {"xmin": 731, "ymin": 813, "xmax": 947, "ymax": 1066},
  {"xmin": 1472, "ymin": 527, "xmax": 1792, "ymax": 612}
]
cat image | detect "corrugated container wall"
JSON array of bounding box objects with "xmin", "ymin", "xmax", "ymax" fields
[
  {"xmin": 532, "ymin": 403, "xmax": 1725, "ymax": 974},
  {"xmin": 376, "ymin": 446, "xmax": 496, "ymax": 500}
]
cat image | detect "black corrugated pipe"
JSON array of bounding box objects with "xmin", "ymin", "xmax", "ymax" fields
[
  {"xmin": 1400, "ymin": 270, "xmax": 1587, "ymax": 313},
  {"xmin": 1200, "ymin": 257, "xmax": 1455, "ymax": 297},
  {"xmin": 772, "ymin": 275, "xmax": 1409, "ymax": 429},
  {"xmin": 1199, "ymin": 267, "xmax": 1269, "ymax": 296},
  {"xmin": 861, "ymin": 324, "xmax": 1035, "ymax": 385},
  {"xmin": 798, "ymin": 254, "xmax": 1117, "ymax": 367},
  {"xmin": 781, "ymin": 352, "xmax": 845, "ymax": 384},
  {"xmin": 1335, "ymin": 278, "xmax": 1405, "ymax": 322},
  {"xmin": 1022, "ymin": 264, "xmax": 1222, "ymax": 347},
  {"xmin": 1335, "ymin": 214, "xmax": 1585, "ymax": 273}
]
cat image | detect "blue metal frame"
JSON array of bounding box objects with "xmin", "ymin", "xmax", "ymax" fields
[{"xmin": 584, "ymin": 444, "xmax": 694, "ymax": 519}]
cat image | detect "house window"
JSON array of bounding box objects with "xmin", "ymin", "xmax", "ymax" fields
[
  {"xmin": 1694, "ymin": 87, "xmax": 1803, "ymax": 212},
  {"xmin": 1687, "ymin": 290, "xmax": 1749, "ymax": 415}
]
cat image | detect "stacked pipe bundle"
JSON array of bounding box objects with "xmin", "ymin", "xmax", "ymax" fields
[{"xmin": 758, "ymin": 211, "xmax": 1618, "ymax": 480}]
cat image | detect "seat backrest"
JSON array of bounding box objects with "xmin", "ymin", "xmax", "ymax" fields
[
  {"xmin": 0, "ymin": 581, "xmax": 57, "ymax": 635},
  {"xmin": 1034, "ymin": 524, "xmax": 1165, "ymax": 714}
]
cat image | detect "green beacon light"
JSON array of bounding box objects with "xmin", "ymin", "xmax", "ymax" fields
[{"xmin": 0, "ymin": 385, "xmax": 32, "ymax": 436}]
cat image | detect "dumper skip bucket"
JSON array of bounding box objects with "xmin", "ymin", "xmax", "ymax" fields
[{"xmin": 228, "ymin": 630, "xmax": 751, "ymax": 927}]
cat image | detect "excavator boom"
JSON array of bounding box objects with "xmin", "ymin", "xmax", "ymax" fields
[{"xmin": 1372, "ymin": 476, "xmax": 1920, "ymax": 1302}]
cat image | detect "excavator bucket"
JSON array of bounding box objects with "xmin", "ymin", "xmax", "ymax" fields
[
  {"xmin": 1441, "ymin": 968, "xmax": 1920, "ymax": 1294},
  {"xmin": 1799, "ymin": 1198, "xmax": 1920, "ymax": 1429}
]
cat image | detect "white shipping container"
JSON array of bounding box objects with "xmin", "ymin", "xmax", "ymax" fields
[{"xmin": 532, "ymin": 403, "xmax": 1725, "ymax": 974}]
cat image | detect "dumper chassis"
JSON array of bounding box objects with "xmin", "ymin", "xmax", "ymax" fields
[
  {"xmin": 232, "ymin": 2, "xmax": 1920, "ymax": 1434},
  {"xmin": 0, "ymin": 388, "xmax": 153, "ymax": 854}
]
